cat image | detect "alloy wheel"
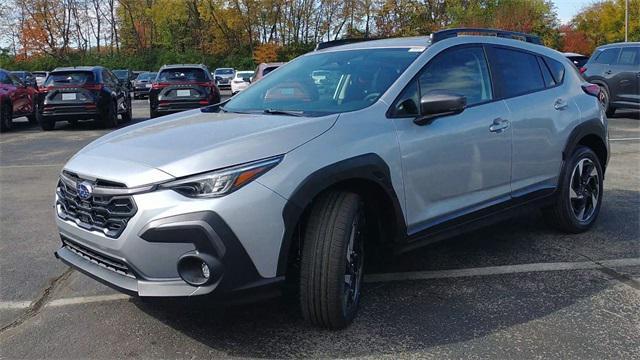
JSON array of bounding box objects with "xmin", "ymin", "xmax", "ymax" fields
[
  {"xmin": 343, "ymin": 210, "xmax": 364, "ymax": 314},
  {"xmin": 569, "ymin": 158, "xmax": 600, "ymax": 223}
]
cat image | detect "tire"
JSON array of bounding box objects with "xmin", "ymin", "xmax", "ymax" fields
[
  {"xmin": 0, "ymin": 101, "xmax": 12, "ymax": 133},
  {"xmin": 598, "ymin": 85, "xmax": 615, "ymax": 117},
  {"xmin": 67, "ymin": 120, "xmax": 78, "ymax": 127},
  {"xmin": 299, "ymin": 191, "xmax": 366, "ymax": 329},
  {"xmin": 150, "ymin": 108, "xmax": 158, "ymax": 119},
  {"xmin": 543, "ymin": 146, "xmax": 603, "ymax": 233},
  {"xmin": 121, "ymin": 98, "xmax": 132, "ymax": 123},
  {"xmin": 27, "ymin": 102, "xmax": 38, "ymax": 124},
  {"xmin": 100, "ymin": 101, "xmax": 118, "ymax": 128}
]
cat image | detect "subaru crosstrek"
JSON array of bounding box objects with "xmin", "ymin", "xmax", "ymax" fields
[{"xmin": 54, "ymin": 29, "xmax": 609, "ymax": 329}]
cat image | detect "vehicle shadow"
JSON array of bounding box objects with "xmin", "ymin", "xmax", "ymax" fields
[
  {"xmin": 2, "ymin": 116, "xmax": 148, "ymax": 134},
  {"xmin": 132, "ymin": 188, "xmax": 639, "ymax": 358},
  {"xmin": 611, "ymin": 109, "xmax": 639, "ymax": 120}
]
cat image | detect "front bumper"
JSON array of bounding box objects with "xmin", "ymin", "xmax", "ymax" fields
[{"xmin": 54, "ymin": 181, "xmax": 287, "ymax": 297}]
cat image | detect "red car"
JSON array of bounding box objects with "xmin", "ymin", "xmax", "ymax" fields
[{"xmin": 0, "ymin": 69, "xmax": 39, "ymax": 132}]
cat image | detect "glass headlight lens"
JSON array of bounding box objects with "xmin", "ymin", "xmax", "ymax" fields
[{"xmin": 160, "ymin": 156, "xmax": 283, "ymax": 198}]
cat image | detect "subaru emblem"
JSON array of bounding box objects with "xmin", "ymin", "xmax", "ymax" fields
[{"xmin": 77, "ymin": 181, "xmax": 93, "ymax": 200}]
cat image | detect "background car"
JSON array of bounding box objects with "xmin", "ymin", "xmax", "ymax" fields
[
  {"xmin": 11, "ymin": 71, "xmax": 37, "ymax": 88},
  {"xmin": 149, "ymin": 64, "xmax": 220, "ymax": 118},
  {"xmin": 132, "ymin": 72, "xmax": 157, "ymax": 99},
  {"xmin": 230, "ymin": 70, "xmax": 254, "ymax": 94},
  {"xmin": 213, "ymin": 67, "xmax": 235, "ymax": 89},
  {"xmin": 252, "ymin": 62, "xmax": 285, "ymax": 82},
  {"xmin": 582, "ymin": 42, "xmax": 640, "ymax": 116},
  {"xmin": 0, "ymin": 69, "xmax": 39, "ymax": 131},
  {"xmin": 38, "ymin": 66, "xmax": 132, "ymax": 130},
  {"xmin": 563, "ymin": 52, "xmax": 589, "ymax": 69},
  {"xmin": 112, "ymin": 69, "xmax": 133, "ymax": 90},
  {"xmin": 32, "ymin": 71, "xmax": 49, "ymax": 87}
]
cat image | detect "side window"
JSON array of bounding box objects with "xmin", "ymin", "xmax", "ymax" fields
[
  {"xmin": 594, "ymin": 48, "xmax": 620, "ymax": 64},
  {"xmin": 617, "ymin": 47, "xmax": 639, "ymax": 65},
  {"xmin": 8, "ymin": 73, "xmax": 23, "ymax": 87},
  {"xmin": 101, "ymin": 71, "xmax": 111, "ymax": 86},
  {"xmin": 491, "ymin": 47, "xmax": 545, "ymax": 98},
  {"xmin": 543, "ymin": 57, "xmax": 565, "ymax": 84},
  {"xmin": 538, "ymin": 57, "xmax": 556, "ymax": 87},
  {"xmin": 0, "ymin": 71, "xmax": 12, "ymax": 85},
  {"xmin": 418, "ymin": 46, "xmax": 493, "ymax": 106},
  {"xmin": 390, "ymin": 80, "xmax": 419, "ymax": 117}
]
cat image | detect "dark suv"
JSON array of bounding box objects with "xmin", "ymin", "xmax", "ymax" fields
[
  {"xmin": 149, "ymin": 64, "xmax": 220, "ymax": 118},
  {"xmin": 582, "ymin": 42, "xmax": 640, "ymax": 116},
  {"xmin": 0, "ymin": 69, "xmax": 39, "ymax": 132},
  {"xmin": 38, "ymin": 66, "xmax": 132, "ymax": 130}
]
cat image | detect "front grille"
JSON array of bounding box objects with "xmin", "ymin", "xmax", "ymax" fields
[
  {"xmin": 63, "ymin": 238, "xmax": 135, "ymax": 278},
  {"xmin": 56, "ymin": 172, "xmax": 137, "ymax": 238}
]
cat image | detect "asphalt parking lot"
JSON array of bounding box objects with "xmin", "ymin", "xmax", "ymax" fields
[{"xmin": 0, "ymin": 95, "xmax": 638, "ymax": 358}]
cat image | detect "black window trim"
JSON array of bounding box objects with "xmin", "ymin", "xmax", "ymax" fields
[
  {"xmin": 386, "ymin": 43, "xmax": 498, "ymax": 119},
  {"xmin": 540, "ymin": 55, "xmax": 566, "ymax": 89},
  {"xmin": 486, "ymin": 44, "xmax": 563, "ymax": 101}
]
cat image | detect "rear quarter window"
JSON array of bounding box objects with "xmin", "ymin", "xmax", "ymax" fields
[
  {"xmin": 593, "ymin": 48, "xmax": 620, "ymax": 64},
  {"xmin": 543, "ymin": 57, "xmax": 565, "ymax": 84},
  {"xmin": 617, "ymin": 47, "xmax": 639, "ymax": 65}
]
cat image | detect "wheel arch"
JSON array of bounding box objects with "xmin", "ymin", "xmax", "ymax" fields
[
  {"xmin": 562, "ymin": 118, "xmax": 609, "ymax": 175},
  {"xmin": 276, "ymin": 153, "xmax": 406, "ymax": 277}
]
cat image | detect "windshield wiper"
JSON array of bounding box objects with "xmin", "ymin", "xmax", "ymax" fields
[{"xmin": 263, "ymin": 108, "xmax": 305, "ymax": 117}]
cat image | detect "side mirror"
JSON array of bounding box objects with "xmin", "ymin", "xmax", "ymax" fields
[{"xmin": 414, "ymin": 92, "xmax": 467, "ymax": 126}]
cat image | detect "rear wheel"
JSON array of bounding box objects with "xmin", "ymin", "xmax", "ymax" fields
[
  {"xmin": 598, "ymin": 85, "xmax": 615, "ymax": 117},
  {"xmin": 0, "ymin": 101, "xmax": 12, "ymax": 132},
  {"xmin": 26, "ymin": 102, "xmax": 38, "ymax": 124},
  {"xmin": 121, "ymin": 98, "xmax": 132, "ymax": 123},
  {"xmin": 100, "ymin": 101, "xmax": 118, "ymax": 128},
  {"xmin": 299, "ymin": 191, "xmax": 365, "ymax": 329},
  {"xmin": 543, "ymin": 146, "xmax": 603, "ymax": 233},
  {"xmin": 150, "ymin": 108, "xmax": 158, "ymax": 119}
]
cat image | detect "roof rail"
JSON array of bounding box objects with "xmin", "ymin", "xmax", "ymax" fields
[
  {"xmin": 431, "ymin": 28, "xmax": 541, "ymax": 45},
  {"xmin": 315, "ymin": 38, "xmax": 376, "ymax": 51}
]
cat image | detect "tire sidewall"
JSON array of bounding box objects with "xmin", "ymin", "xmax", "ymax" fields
[
  {"xmin": 1, "ymin": 101, "xmax": 13, "ymax": 131},
  {"xmin": 559, "ymin": 146, "xmax": 603, "ymax": 231}
]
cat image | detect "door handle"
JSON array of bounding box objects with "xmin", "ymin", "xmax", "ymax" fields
[
  {"xmin": 604, "ymin": 69, "xmax": 612, "ymax": 75},
  {"xmin": 554, "ymin": 98, "xmax": 568, "ymax": 110},
  {"xmin": 489, "ymin": 118, "xmax": 510, "ymax": 133}
]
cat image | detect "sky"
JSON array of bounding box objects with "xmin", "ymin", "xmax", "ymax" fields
[{"xmin": 554, "ymin": 0, "xmax": 593, "ymax": 24}]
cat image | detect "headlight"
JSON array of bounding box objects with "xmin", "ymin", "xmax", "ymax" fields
[{"xmin": 160, "ymin": 156, "xmax": 283, "ymax": 198}]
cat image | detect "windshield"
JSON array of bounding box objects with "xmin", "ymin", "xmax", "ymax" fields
[
  {"xmin": 215, "ymin": 68, "xmax": 234, "ymax": 75},
  {"xmin": 113, "ymin": 70, "xmax": 129, "ymax": 79},
  {"xmin": 12, "ymin": 72, "xmax": 27, "ymax": 79},
  {"xmin": 136, "ymin": 72, "xmax": 156, "ymax": 81},
  {"xmin": 224, "ymin": 48, "xmax": 421, "ymax": 116},
  {"xmin": 44, "ymin": 71, "xmax": 94, "ymax": 86},
  {"xmin": 235, "ymin": 71, "xmax": 254, "ymax": 78},
  {"xmin": 158, "ymin": 68, "xmax": 208, "ymax": 82}
]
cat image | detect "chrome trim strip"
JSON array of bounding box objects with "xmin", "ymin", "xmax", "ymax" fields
[{"xmin": 59, "ymin": 172, "xmax": 156, "ymax": 196}]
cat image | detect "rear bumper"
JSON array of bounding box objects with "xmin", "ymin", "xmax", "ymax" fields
[
  {"xmin": 155, "ymin": 101, "xmax": 205, "ymax": 113},
  {"xmin": 41, "ymin": 104, "xmax": 99, "ymax": 120}
]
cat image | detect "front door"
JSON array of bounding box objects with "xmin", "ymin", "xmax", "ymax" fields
[{"xmin": 390, "ymin": 45, "xmax": 512, "ymax": 233}]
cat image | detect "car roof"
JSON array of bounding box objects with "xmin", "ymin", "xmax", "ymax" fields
[
  {"xmin": 160, "ymin": 64, "xmax": 208, "ymax": 70},
  {"xmin": 316, "ymin": 36, "xmax": 430, "ymax": 52},
  {"xmin": 563, "ymin": 52, "xmax": 587, "ymax": 57},
  {"xmin": 215, "ymin": 68, "xmax": 234, "ymax": 70},
  {"xmin": 596, "ymin": 42, "xmax": 640, "ymax": 49},
  {"xmin": 52, "ymin": 66, "xmax": 102, "ymax": 72}
]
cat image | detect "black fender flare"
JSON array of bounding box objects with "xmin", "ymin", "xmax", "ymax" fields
[
  {"xmin": 561, "ymin": 117, "xmax": 609, "ymax": 175},
  {"xmin": 276, "ymin": 153, "xmax": 406, "ymax": 276}
]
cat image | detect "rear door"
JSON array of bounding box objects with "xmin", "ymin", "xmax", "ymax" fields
[
  {"xmin": 487, "ymin": 46, "xmax": 581, "ymax": 196},
  {"xmin": 8, "ymin": 73, "xmax": 30, "ymax": 115},
  {"xmin": 610, "ymin": 46, "xmax": 640, "ymax": 104}
]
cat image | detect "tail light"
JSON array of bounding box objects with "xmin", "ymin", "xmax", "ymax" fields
[
  {"xmin": 579, "ymin": 67, "xmax": 587, "ymax": 74},
  {"xmin": 198, "ymin": 100, "xmax": 209, "ymax": 105},
  {"xmin": 152, "ymin": 82, "xmax": 168, "ymax": 90},
  {"xmin": 582, "ymin": 83, "xmax": 600, "ymax": 97},
  {"xmin": 84, "ymin": 84, "xmax": 103, "ymax": 91}
]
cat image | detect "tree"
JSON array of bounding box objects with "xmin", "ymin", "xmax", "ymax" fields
[{"xmin": 573, "ymin": 0, "xmax": 639, "ymax": 46}]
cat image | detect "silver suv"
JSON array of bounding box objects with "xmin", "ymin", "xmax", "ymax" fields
[{"xmin": 54, "ymin": 29, "xmax": 609, "ymax": 329}]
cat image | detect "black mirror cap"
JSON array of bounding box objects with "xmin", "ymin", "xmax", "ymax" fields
[{"xmin": 415, "ymin": 92, "xmax": 467, "ymax": 125}]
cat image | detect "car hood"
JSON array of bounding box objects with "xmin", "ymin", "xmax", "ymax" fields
[{"xmin": 64, "ymin": 109, "xmax": 338, "ymax": 187}]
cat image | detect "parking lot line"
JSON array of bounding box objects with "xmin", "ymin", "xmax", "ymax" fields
[
  {"xmin": 1, "ymin": 258, "xmax": 638, "ymax": 311},
  {"xmin": 364, "ymin": 258, "xmax": 640, "ymax": 283},
  {"xmin": 609, "ymin": 138, "xmax": 640, "ymax": 141}
]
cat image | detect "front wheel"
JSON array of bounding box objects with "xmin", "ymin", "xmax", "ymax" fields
[
  {"xmin": 543, "ymin": 146, "xmax": 603, "ymax": 233},
  {"xmin": 299, "ymin": 191, "xmax": 366, "ymax": 329}
]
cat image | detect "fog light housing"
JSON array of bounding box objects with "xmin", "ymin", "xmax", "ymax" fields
[{"xmin": 177, "ymin": 253, "xmax": 223, "ymax": 287}]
